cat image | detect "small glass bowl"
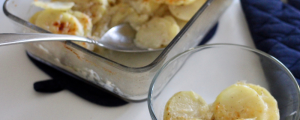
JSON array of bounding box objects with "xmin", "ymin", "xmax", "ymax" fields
[{"xmin": 148, "ymin": 44, "xmax": 300, "ymax": 120}]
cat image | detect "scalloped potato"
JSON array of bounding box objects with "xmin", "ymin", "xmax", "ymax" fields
[
  {"xmin": 35, "ymin": 10, "xmax": 85, "ymax": 36},
  {"xmin": 135, "ymin": 15, "xmax": 180, "ymax": 49},
  {"xmin": 107, "ymin": 3, "xmax": 149, "ymax": 30},
  {"xmin": 33, "ymin": 1, "xmax": 74, "ymax": 10},
  {"xmin": 122, "ymin": 0, "xmax": 161, "ymax": 15},
  {"xmin": 164, "ymin": 91, "xmax": 213, "ymax": 120},
  {"xmin": 169, "ymin": 0, "xmax": 206, "ymax": 21},
  {"xmin": 51, "ymin": 0, "xmax": 108, "ymax": 24},
  {"xmin": 29, "ymin": 11, "xmax": 43, "ymax": 24},
  {"xmin": 164, "ymin": 82, "xmax": 279, "ymax": 120},
  {"xmin": 68, "ymin": 11, "xmax": 93, "ymax": 36},
  {"xmin": 30, "ymin": 0, "xmax": 207, "ymax": 50}
]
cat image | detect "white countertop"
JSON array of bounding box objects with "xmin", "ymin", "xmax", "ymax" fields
[{"xmin": 0, "ymin": 0, "xmax": 254, "ymax": 119}]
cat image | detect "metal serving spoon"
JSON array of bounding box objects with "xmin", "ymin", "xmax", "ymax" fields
[{"xmin": 0, "ymin": 24, "xmax": 163, "ymax": 52}]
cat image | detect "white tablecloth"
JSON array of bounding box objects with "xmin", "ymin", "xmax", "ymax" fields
[{"xmin": 0, "ymin": 0, "xmax": 254, "ymax": 119}]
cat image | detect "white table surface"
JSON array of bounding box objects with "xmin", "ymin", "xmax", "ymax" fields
[{"xmin": 0, "ymin": 0, "xmax": 254, "ymax": 119}]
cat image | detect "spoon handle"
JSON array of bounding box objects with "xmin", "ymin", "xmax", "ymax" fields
[{"xmin": 0, "ymin": 33, "xmax": 94, "ymax": 46}]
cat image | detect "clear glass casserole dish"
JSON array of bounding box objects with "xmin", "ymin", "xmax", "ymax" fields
[{"xmin": 3, "ymin": 0, "xmax": 233, "ymax": 102}]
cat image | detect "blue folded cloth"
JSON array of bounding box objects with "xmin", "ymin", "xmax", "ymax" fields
[{"xmin": 241, "ymin": 0, "xmax": 300, "ymax": 84}]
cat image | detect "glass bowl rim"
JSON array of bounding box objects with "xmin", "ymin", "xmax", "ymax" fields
[{"xmin": 147, "ymin": 43, "xmax": 300, "ymax": 120}]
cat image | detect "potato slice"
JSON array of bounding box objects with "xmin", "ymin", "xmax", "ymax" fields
[
  {"xmin": 33, "ymin": 1, "xmax": 75, "ymax": 10},
  {"xmin": 175, "ymin": 18, "xmax": 188, "ymax": 29},
  {"xmin": 134, "ymin": 15, "xmax": 180, "ymax": 49},
  {"xmin": 107, "ymin": 3, "xmax": 149, "ymax": 30},
  {"xmin": 169, "ymin": 0, "xmax": 206, "ymax": 21},
  {"xmin": 247, "ymin": 84, "xmax": 280, "ymax": 120},
  {"xmin": 108, "ymin": 3, "xmax": 135, "ymax": 27},
  {"xmin": 92, "ymin": 3, "xmax": 149, "ymax": 36},
  {"xmin": 51, "ymin": 0, "xmax": 108, "ymax": 24},
  {"xmin": 125, "ymin": 13, "xmax": 149, "ymax": 31},
  {"xmin": 29, "ymin": 11, "xmax": 43, "ymax": 24},
  {"xmin": 35, "ymin": 10, "xmax": 95, "ymax": 50},
  {"xmin": 153, "ymin": 0, "xmax": 197, "ymax": 5},
  {"xmin": 164, "ymin": 91, "xmax": 212, "ymax": 120},
  {"xmin": 68, "ymin": 11, "xmax": 92, "ymax": 36},
  {"xmin": 122, "ymin": 0, "xmax": 161, "ymax": 15},
  {"xmin": 35, "ymin": 10, "xmax": 84, "ymax": 36},
  {"xmin": 153, "ymin": 4, "xmax": 172, "ymax": 17},
  {"xmin": 212, "ymin": 83, "xmax": 279, "ymax": 120}
]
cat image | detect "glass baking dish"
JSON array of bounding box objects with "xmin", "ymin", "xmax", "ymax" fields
[{"xmin": 3, "ymin": 0, "xmax": 233, "ymax": 102}]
